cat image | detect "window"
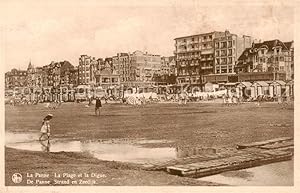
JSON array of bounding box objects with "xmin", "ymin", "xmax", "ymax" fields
[
  {"xmin": 221, "ymin": 58, "xmax": 227, "ymax": 64},
  {"xmin": 221, "ymin": 50, "xmax": 226, "ymax": 56},
  {"xmin": 216, "ymin": 42, "xmax": 219, "ymax": 48},
  {"xmin": 228, "ymin": 41, "xmax": 232, "ymax": 48},
  {"xmin": 228, "ymin": 57, "xmax": 232, "ymax": 64},
  {"xmin": 228, "ymin": 49, "xmax": 232, "ymax": 56},
  {"xmin": 261, "ymin": 50, "xmax": 265, "ymax": 55},
  {"xmin": 280, "ymin": 57, "xmax": 284, "ymax": 61},
  {"xmin": 221, "ymin": 42, "xmax": 227, "ymax": 48},
  {"xmin": 216, "ymin": 51, "xmax": 220, "ymax": 56}
]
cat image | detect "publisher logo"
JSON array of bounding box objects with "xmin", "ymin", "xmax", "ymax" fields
[{"xmin": 12, "ymin": 173, "xmax": 22, "ymax": 184}]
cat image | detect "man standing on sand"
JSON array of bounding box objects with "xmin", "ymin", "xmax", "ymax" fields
[{"xmin": 95, "ymin": 97, "xmax": 102, "ymax": 116}]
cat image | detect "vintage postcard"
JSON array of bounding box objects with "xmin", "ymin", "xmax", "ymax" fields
[{"xmin": 0, "ymin": 0, "xmax": 298, "ymax": 192}]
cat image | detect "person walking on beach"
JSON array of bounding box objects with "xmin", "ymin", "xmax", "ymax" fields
[
  {"xmin": 39, "ymin": 114, "xmax": 53, "ymax": 141},
  {"xmin": 95, "ymin": 97, "xmax": 102, "ymax": 116}
]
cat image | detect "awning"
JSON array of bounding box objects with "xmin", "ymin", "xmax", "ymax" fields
[
  {"xmin": 255, "ymin": 81, "xmax": 269, "ymax": 87},
  {"xmin": 286, "ymin": 80, "xmax": 294, "ymax": 85},
  {"xmin": 270, "ymin": 80, "xmax": 286, "ymax": 86},
  {"xmin": 224, "ymin": 82, "xmax": 237, "ymax": 86},
  {"xmin": 237, "ymin": 82, "xmax": 252, "ymax": 88},
  {"xmin": 276, "ymin": 80, "xmax": 286, "ymax": 86}
]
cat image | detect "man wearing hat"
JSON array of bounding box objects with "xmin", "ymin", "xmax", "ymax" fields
[
  {"xmin": 39, "ymin": 114, "xmax": 53, "ymax": 141},
  {"xmin": 95, "ymin": 97, "xmax": 102, "ymax": 116}
]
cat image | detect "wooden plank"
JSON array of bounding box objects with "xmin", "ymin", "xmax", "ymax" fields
[
  {"xmin": 166, "ymin": 151, "xmax": 293, "ymax": 177},
  {"xmin": 237, "ymin": 137, "xmax": 293, "ymax": 149},
  {"xmin": 260, "ymin": 141, "xmax": 294, "ymax": 150},
  {"xmin": 146, "ymin": 138, "xmax": 294, "ymax": 172}
]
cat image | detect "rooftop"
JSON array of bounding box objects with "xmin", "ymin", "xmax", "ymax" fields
[{"xmin": 174, "ymin": 31, "xmax": 224, "ymax": 40}]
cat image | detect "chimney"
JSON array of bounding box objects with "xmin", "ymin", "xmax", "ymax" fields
[{"xmin": 225, "ymin": 30, "xmax": 230, "ymax": 36}]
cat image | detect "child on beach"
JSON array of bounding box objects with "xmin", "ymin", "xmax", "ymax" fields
[{"xmin": 39, "ymin": 114, "xmax": 53, "ymax": 141}]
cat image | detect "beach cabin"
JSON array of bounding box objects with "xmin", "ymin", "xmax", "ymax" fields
[
  {"xmin": 204, "ymin": 82, "xmax": 214, "ymax": 92},
  {"xmin": 269, "ymin": 80, "xmax": 286, "ymax": 97},
  {"xmin": 286, "ymin": 80, "xmax": 294, "ymax": 97},
  {"xmin": 236, "ymin": 82, "xmax": 253, "ymax": 98},
  {"xmin": 252, "ymin": 81, "xmax": 270, "ymax": 97}
]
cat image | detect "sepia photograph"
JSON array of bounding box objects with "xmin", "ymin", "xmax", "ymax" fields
[{"xmin": 0, "ymin": 0, "xmax": 297, "ymax": 190}]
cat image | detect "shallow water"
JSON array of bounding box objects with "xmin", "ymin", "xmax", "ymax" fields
[
  {"xmin": 5, "ymin": 132, "xmax": 215, "ymax": 164},
  {"xmin": 199, "ymin": 160, "xmax": 293, "ymax": 186},
  {"xmin": 6, "ymin": 132, "xmax": 293, "ymax": 185}
]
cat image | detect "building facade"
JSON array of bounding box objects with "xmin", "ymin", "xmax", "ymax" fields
[
  {"xmin": 26, "ymin": 61, "xmax": 36, "ymax": 87},
  {"xmin": 214, "ymin": 31, "xmax": 252, "ymax": 74},
  {"xmin": 69, "ymin": 67, "xmax": 79, "ymax": 87},
  {"xmin": 78, "ymin": 55, "xmax": 93, "ymax": 85},
  {"xmin": 130, "ymin": 50, "xmax": 161, "ymax": 83},
  {"xmin": 112, "ymin": 51, "xmax": 162, "ymax": 86},
  {"xmin": 235, "ymin": 40, "xmax": 294, "ymax": 80},
  {"xmin": 174, "ymin": 31, "xmax": 226, "ymax": 86},
  {"xmin": 5, "ymin": 69, "xmax": 27, "ymax": 89},
  {"xmin": 94, "ymin": 61, "xmax": 120, "ymax": 88},
  {"xmin": 174, "ymin": 31, "xmax": 253, "ymax": 88},
  {"xmin": 160, "ymin": 56, "xmax": 176, "ymax": 76},
  {"xmin": 112, "ymin": 53, "xmax": 131, "ymax": 82}
]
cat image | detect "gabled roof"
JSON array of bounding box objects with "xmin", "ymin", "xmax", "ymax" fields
[
  {"xmin": 254, "ymin": 81, "xmax": 269, "ymax": 87},
  {"xmin": 237, "ymin": 82, "xmax": 252, "ymax": 87},
  {"xmin": 252, "ymin": 39, "xmax": 288, "ymax": 51},
  {"xmin": 276, "ymin": 80, "xmax": 286, "ymax": 86},
  {"xmin": 238, "ymin": 48, "xmax": 252, "ymax": 61},
  {"xmin": 286, "ymin": 80, "xmax": 294, "ymax": 85},
  {"xmin": 284, "ymin": 41, "xmax": 293, "ymax": 49},
  {"xmin": 270, "ymin": 80, "xmax": 286, "ymax": 86}
]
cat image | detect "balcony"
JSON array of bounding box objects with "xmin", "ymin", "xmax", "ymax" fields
[
  {"xmin": 201, "ymin": 49, "xmax": 214, "ymax": 54},
  {"xmin": 177, "ymin": 49, "xmax": 187, "ymax": 53},
  {"xmin": 201, "ymin": 66, "xmax": 213, "ymax": 70}
]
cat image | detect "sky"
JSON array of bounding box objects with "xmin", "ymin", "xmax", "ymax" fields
[{"xmin": 0, "ymin": 0, "xmax": 295, "ymax": 72}]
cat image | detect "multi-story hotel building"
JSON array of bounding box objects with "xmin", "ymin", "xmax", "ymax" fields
[
  {"xmin": 174, "ymin": 30, "xmax": 253, "ymax": 87},
  {"xmin": 174, "ymin": 31, "xmax": 226, "ymax": 86},
  {"xmin": 78, "ymin": 55, "xmax": 93, "ymax": 85},
  {"xmin": 112, "ymin": 51, "xmax": 161, "ymax": 86},
  {"xmin": 112, "ymin": 53, "xmax": 131, "ymax": 82},
  {"xmin": 214, "ymin": 31, "xmax": 252, "ymax": 74},
  {"xmin": 130, "ymin": 50, "xmax": 161, "ymax": 83}
]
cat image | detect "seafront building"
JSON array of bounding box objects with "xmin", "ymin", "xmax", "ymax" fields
[{"xmin": 174, "ymin": 30, "xmax": 253, "ymax": 90}]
